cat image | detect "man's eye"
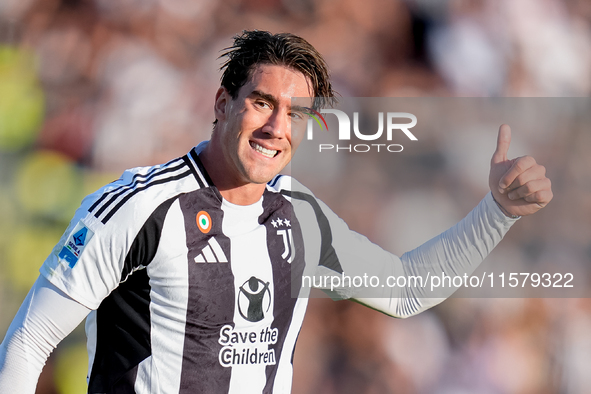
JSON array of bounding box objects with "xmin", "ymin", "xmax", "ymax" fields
[
  {"xmin": 256, "ymin": 101, "xmax": 271, "ymax": 109},
  {"xmin": 290, "ymin": 112, "xmax": 304, "ymax": 120}
]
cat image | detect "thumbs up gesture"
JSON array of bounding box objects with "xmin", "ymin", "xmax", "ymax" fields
[{"xmin": 489, "ymin": 124, "xmax": 553, "ymax": 217}]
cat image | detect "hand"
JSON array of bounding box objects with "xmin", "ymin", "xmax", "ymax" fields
[{"xmin": 489, "ymin": 124, "xmax": 553, "ymax": 217}]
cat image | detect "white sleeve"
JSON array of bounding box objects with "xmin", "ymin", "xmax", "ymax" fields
[
  {"xmin": 299, "ymin": 190, "xmax": 518, "ymax": 318},
  {"xmin": 0, "ymin": 275, "xmax": 91, "ymax": 394},
  {"xmin": 39, "ymin": 174, "xmax": 139, "ymax": 310},
  {"xmin": 352, "ymin": 192, "xmax": 518, "ymax": 317},
  {"xmin": 39, "ymin": 164, "xmax": 193, "ymax": 310}
]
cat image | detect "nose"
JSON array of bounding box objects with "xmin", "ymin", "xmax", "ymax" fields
[{"xmin": 261, "ymin": 110, "xmax": 288, "ymax": 138}]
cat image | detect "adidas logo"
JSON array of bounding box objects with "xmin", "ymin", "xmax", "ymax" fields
[{"xmin": 194, "ymin": 237, "xmax": 228, "ymax": 263}]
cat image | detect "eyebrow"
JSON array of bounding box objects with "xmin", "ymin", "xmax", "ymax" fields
[
  {"xmin": 250, "ymin": 90, "xmax": 309, "ymax": 114},
  {"xmin": 250, "ymin": 90, "xmax": 278, "ymax": 107}
]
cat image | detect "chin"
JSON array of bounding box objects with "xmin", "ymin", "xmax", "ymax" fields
[
  {"xmin": 249, "ymin": 175, "xmax": 276, "ymax": 185},
  {"xmin": 242, "ymin": 162, "xmax": 285, "ymax": 184},
  {"xmin": 246, "ymin": 169, "xmax": 280, "ymax": 185}
]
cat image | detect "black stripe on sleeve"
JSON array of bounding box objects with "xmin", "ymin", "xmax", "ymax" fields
[
  {"xmin": 93, "ymin": 161, "xmax": 187, "ymax": 219},
  {"xmin": 89, "ymin": 157, "xmax": 184, "ymax": 214},
  {"xmin": 101, "ymin": 170, "xmax": 192, "ymax": 224}
]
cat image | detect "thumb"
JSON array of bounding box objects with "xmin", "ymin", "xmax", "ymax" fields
[{"xmin": 491, "ymin": 124, "xmax": 511, "ymax": 164}]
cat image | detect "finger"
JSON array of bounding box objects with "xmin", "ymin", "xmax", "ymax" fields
[
  {"xmin": 507, "ymin": 178, "xmax": 551, "ymax": 200},
  {"xmin": 499, "ymin": 155, "xmax": 537, "ymax": 192},
  {"xmin": 491, "ymin": 124, "xmax": 511, "ymax": 165},
  {"xmin": 505, "ymin": 164, "xmax": 547, "ymax": 192},
  {"xmin": 523, "ymin": 189, "xmax": 554, "ymax": 207}
]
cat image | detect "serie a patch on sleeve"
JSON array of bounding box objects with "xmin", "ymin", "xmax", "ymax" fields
[{"xmin": 58, "ymin": 221, "xmax": 95, "ymax": 268}]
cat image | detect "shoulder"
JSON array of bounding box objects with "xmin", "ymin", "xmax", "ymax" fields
[{"xmin": 86, "ymin": 153, "xmax": 204, "ymax": 229}]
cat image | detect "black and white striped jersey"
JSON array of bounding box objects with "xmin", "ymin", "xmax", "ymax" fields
[
  {"xmin": 40, "ymin": 142, "xmax": 517, "ymax": 393},
  {"xmin": 40, "ymin": 142, "xmax": 339, "ymax": 393}
]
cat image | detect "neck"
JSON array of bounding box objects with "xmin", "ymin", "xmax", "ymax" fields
[
  {"xmin": 216, "ymin": 182, "xmax": 267, "ymax": 206},
  {"xmin": 199, "ymin": 142, "xmax": 266, "ymax": 206}
]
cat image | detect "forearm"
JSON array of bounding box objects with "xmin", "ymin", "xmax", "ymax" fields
[
  {"xmin": 356, "ymin": 192, "xmax": 518, "ymax": 317},
  {"xmin": 0, "ymin": 275, "xmax": 91, "ymax": 393}
]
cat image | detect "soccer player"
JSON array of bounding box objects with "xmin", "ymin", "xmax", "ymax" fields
[{"xmin": 0, "ymin": 30, "xmax": 552, "ymax": 393}]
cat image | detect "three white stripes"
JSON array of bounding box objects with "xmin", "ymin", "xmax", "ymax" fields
[{"xmin": 194, "ymin": 237, "xmax": 228, "ymax": 263}]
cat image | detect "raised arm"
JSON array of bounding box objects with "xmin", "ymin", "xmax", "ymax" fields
[{"xmin": 313, "ymin": 125, "xmax": 552, "ymax": 316}]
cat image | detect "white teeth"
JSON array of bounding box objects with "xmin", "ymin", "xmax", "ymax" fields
[{"xmin": 251, "ymin": 142, "xmax": 277, "ymax": 158}]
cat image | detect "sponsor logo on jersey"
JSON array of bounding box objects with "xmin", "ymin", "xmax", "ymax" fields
[
  {"xmin": 238, "ymin": 276, "xmax": 271, "ymax": 322},
  {"xmin": 194, "ymin": 237, "xmax": 228, "ymax": 263},
  {"xmin": 218, "ymin": 325, "xmax": 278, "ymax": 368},
  {"xmin": 272, "ymin": 217, "xmax": 294, "ymax": 263},
  {"xmin": 196, "ymin": 210, "xmax": 212, "ymax": 233},
  {"xmin": 58, "ymin": 222, "xmax": 94, "ymax": 268}
]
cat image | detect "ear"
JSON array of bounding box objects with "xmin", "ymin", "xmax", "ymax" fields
[{"xmin": 214, "ymin": 87, "xmax": 230, "ymax": 122}]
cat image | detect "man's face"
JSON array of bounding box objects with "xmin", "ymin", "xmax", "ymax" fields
[{"xmin": 213, "ymin": 64, "xmax": 312, "ymax": 186}]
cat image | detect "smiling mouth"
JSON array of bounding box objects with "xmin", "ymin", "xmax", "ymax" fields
[{"xmin": 250, "ymin": 141, "xmax": 278, "ymax": 158}]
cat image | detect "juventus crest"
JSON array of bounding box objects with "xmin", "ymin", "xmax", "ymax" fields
[{"xmin": 272, "ymin": 217, "xmax": 295, "ymax": 264}]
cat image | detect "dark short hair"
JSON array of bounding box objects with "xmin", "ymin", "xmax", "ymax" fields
[{"xmin": 219, "ymin": 30, "xmax": 336, "ymax": 110}]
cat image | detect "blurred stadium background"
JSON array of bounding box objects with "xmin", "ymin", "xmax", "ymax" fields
[{"xmin": 0, "ymin": 0, "xmax": 590, "ymax": 393}]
